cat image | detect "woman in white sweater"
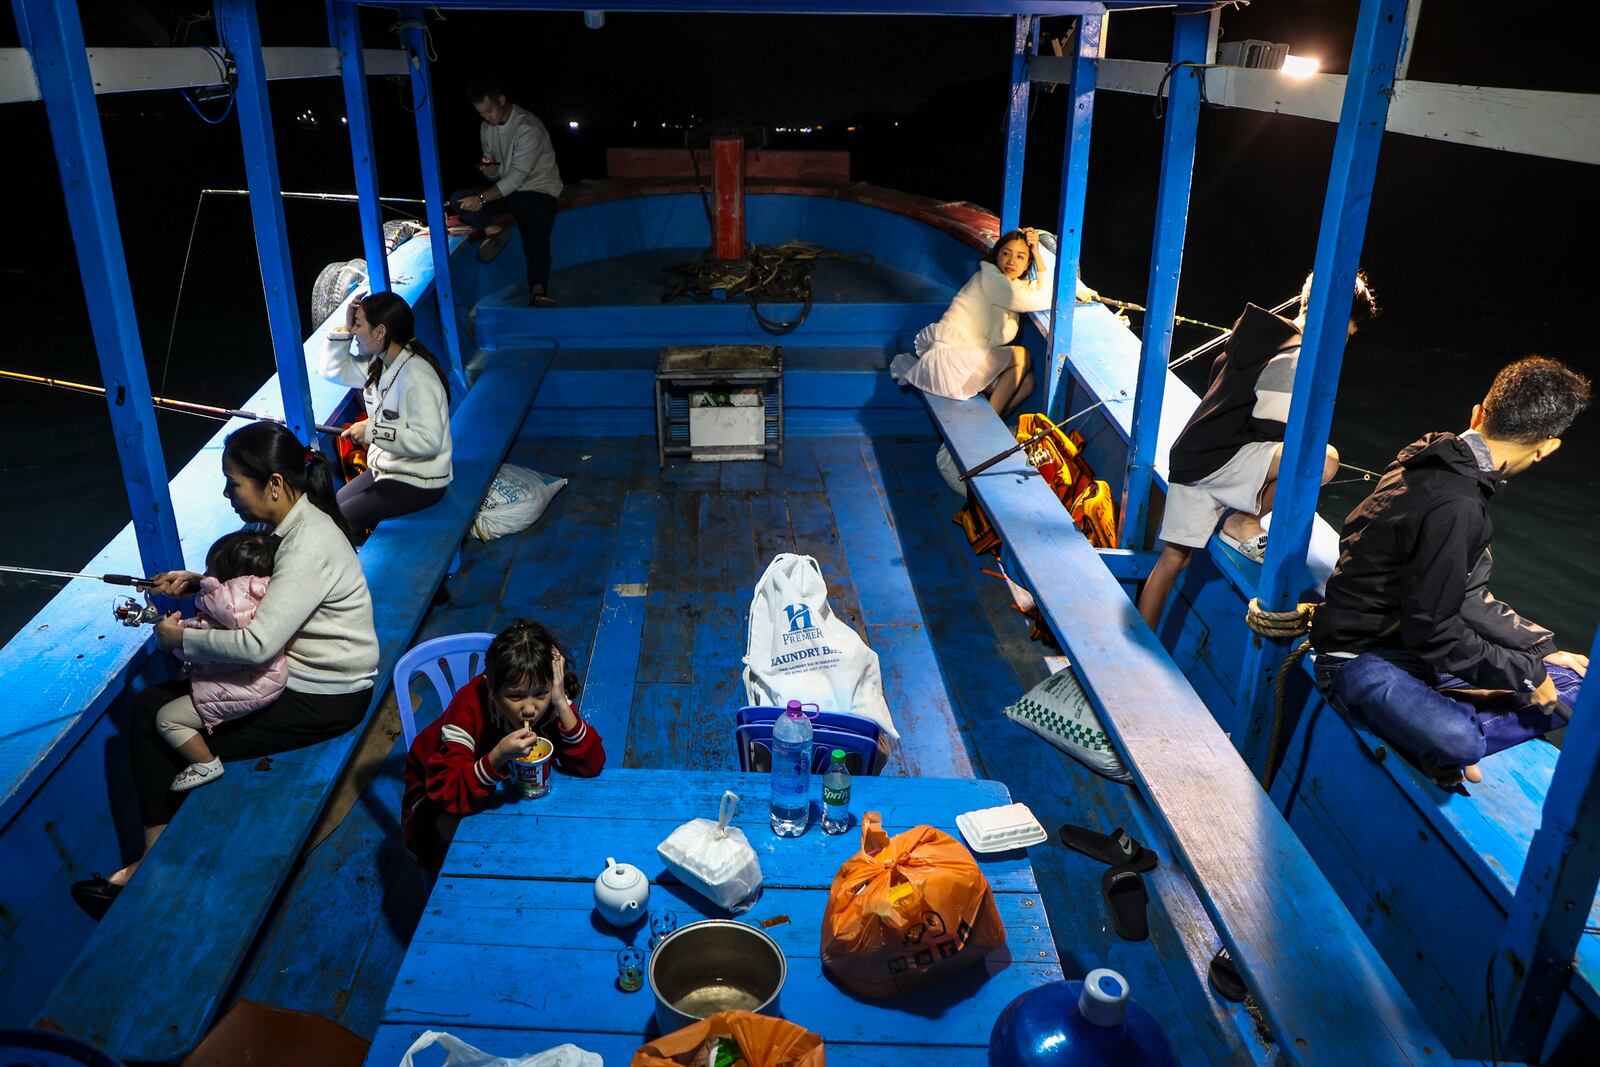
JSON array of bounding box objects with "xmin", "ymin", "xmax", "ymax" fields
[
  {"xmin": 895, "ymin": 228, "xmax": 1096, "ymax": 417},
  {"xmin": 321, "ymin": 291, "xmax": 453, "ymax": 543},
  {"xmin": 72, "ymin": 422, "xmax": 379, "ymax": 918}
]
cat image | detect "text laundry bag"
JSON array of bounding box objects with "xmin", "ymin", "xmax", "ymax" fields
[
  {"xmin": 1003, "ymin": 664, "xmax": 1132, "ymax": 783},
  {"xmin": 657, "ymin": 790, "xmax": 764, "ymax": 913},
  {"xmin": 743, "ymin": 552, "xmax": 898, "ymax": 740},
  {"xmin": 471, "ymin": 464, "xmax": 567, "ymax": 542}
]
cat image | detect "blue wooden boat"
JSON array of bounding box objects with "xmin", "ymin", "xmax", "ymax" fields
[{"xmin": 2, "ymin": 1, "xmax": 1596, "ymax": 1064}]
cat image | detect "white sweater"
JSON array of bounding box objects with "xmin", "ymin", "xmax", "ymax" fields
[
  {"xmin": 934, "ymin": 245, "xmax": 1097, "ymax": 347},
  {"xmin": 181, "ymin": 496, "xmax": 378, "ymax": 694},
  {"xmin": 321, "ymin": 336, "xmax": 453, "ymax": 488},
  {"xmin": 481, "ymin": 105, "xmax": 563, "ymax": 200}
]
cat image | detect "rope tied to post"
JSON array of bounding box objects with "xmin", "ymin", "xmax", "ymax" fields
[
  {"xmin": 1245, "ymin": 598, "xmax": 1319, "ymax": 792},
  {"xmin": 1245, "ymin": 597, "xmax": 1316, "ymax": 638}
]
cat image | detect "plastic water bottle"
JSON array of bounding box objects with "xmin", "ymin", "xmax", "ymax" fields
[
  {"xmin": 988, "ymin": 968, "xmax": 1177, "ymax": 1067},
  {"xmin": 769, "ymin": 700, "xmax": 813, "ymax": 837},
  {"xmin": 821, "ymin": 749, "xmax": 851, "ymax": 834}
]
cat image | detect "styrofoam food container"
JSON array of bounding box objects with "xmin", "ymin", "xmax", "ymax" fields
[{"xmin": 956, "ymin": 802, "xmax": 1048, "ymax": 853}]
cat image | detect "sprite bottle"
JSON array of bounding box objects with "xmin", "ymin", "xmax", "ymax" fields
[{"xmin": 821, "ymin": 749, "xmax": 851, "ymax": 835}]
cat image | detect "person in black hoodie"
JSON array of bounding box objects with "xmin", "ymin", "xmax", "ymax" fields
[
  {"xmin": 1310, "ymin": 356, "xmax": 1591, "ymax": 786},
  {"xmin": 1137, "ymin": 272, "xmax": 1379, "ymax": 629}
]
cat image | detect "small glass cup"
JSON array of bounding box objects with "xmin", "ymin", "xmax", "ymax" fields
[
  {"xmin": 616, "ymin": 946, "xmax": 644, "ymax": 992},
  {"xmin": 648, "ymin": 909, "xmax": 679, "ymax": 952}
]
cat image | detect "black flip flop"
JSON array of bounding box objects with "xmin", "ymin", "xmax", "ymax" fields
[
  {"xmin": 1059, "ymin": 822, "xmax": 1159, "ymax": 873},
  {"xmin": 1208, "ymin": 947, "xmax": 1248, "ymax": 1003},
  {"xmin": 1102, "ymin": 867, "xmax": 1149, "ymax": 941},
  {"xmin": 71, "ymin": 873, "xmax": 122, "ymax": 920}
]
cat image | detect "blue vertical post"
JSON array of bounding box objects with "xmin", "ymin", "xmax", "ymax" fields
[
  {"xmin": 12, "ymin": 0, "xmax": 184, "ymax": 577},
  {"xmin": 1121, "ymin": 11, "xmax": 1212, "ymax": 551},
  {"xmin": 1044, "ymin": 14, "xmax": 1101, "ymax": 421},
  {"xmin": 332, "ymin": 0, "xmax": 389, "ymax": 293},
  {"xmin": 401, "ymin": 4, "xmax": 467, "ymax": 396},
  {"xmin": 1235, "ymin": 0, "xmax": 1409, "ymax": 775},
  {"xmin": 215, "ymin": 0, "xmax": 317, "ymax": 442},
  {"xmin": 998, "ymin": 14, "xmax": 1036, "ymax": 235},
  {"xmin": 1494, "ymin": 629, "xmax": 1600, "ymax": 1058}
]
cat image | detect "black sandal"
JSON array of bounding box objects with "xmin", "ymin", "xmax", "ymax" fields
[
  {"xmin": 1209, "ymin": 947, "xmax": 1248, "ymax": 1002},
  {"xmin": 1059, "ymin": 822, "xmax": 1159, "ymax": 873},
  {"xmin": 1102, "ymin": 867, "xmax": 1149, "ymax": 941},
  {"xmin": 71, "ymin": 873, "xmax": 123, "ymax": 920}
]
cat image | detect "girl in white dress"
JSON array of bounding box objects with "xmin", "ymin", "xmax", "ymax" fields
[{"xmin": 895, "ymin": 228, "xmax": 1096, "ymax": 417}]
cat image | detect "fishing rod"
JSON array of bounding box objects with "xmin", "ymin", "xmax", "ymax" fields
[
  {"xmin": 0, "ymin": 565, "xmax": 153, "ymax": 588},
  {"xmin": 1095, "ymin": 296, "xmax": 1231, "ymax": 334},
  {"xmin": 959, "ymin": 393, "xmax": 1129, "ymax": 482},
  {"xmin": 1167, "ymin": 293, "xmax": 1301, "ymax": 371},
  {"xmin": 0, "ymin": 369, "xmax": 342, "ymax": 436}
]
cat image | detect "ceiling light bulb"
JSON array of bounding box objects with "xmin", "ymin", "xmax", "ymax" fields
[{"xmin": 1281, "ymin": 55, "xmax": 1319, "ymax": 78}]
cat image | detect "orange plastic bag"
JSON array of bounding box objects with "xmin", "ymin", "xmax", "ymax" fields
[
  {"xmin": 630, "ymin": 1010, "xmax": 824, "ymax": 1066},
  {"xmin": 819, "ymin": 811, "xmax": 1007, "ymax": 998}
]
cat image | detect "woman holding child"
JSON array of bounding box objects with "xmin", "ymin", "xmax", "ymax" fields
[
  {"xmin": 71, "ymin": 422, "xmax": 379, "ymax": 918},
  {"xmin": 893, "ymin": 227, "xmax": 1097, "ymax": 417},
  {"xmin": 320, "ymin": 291, "xmax": 454, "ymax": 544}
]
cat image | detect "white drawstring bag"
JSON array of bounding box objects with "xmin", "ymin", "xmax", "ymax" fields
[
  {"xmin": 471, "ymin": 464, "xmax": 567, "ymax": 542},
  {"xmin": 656, "ymin": 790, "xmax": 764, "ymax": 913},
  {"xmin": 742, "ymin": 553, "xmax": 898, "ymax": 740},
  {"xmin": 398, "ymin": 1031, "xmax": 599, "ymax": 1067}
]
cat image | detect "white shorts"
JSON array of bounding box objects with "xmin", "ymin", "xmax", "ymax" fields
[{"xmin": 1158, "ymin": 440, "xmax": 1280, "ymax": 549}]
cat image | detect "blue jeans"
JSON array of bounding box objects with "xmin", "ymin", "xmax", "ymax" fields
[{"xmin": 1313, "ymin": 649, "xmax": 1583, "ymax": 770}]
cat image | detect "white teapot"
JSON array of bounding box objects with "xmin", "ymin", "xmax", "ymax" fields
[{"xmin": 594, "ymin": 856, "xmax": 650, "ymax": 927}]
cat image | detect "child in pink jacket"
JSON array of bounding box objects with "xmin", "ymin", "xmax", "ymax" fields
[{"xmin": 158, "ymin": 530, "xmax": 289, "ymax": 792}]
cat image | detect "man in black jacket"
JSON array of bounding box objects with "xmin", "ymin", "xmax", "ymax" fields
[{"xmin": 1309, "ymin": 356, "xmax": 1591, "ymax": 785}]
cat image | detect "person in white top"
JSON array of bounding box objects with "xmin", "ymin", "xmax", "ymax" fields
[
  {"xmin": 450, "ymin": 81, "xmax": 563, "ymax": 307},
  {"xmin": 893, "ymin": 227, "xmax": 1097, "ymax": 417},
  {"xmin": 72, "ymin": 422, "xmax": 379, "ymax": 919},
  {"xmin": 321, "ymin": 291, "xmax": 454, "ymax": 544}
]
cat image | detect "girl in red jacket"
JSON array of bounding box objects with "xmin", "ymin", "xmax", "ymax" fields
[{"xmin": 402, "ymin": 619, "xmax": 605, "ymax": 869}]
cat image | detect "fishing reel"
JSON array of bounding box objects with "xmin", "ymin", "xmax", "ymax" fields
[{"xmin": 113, "ymin": 595, "xmax": 160, "ymax": 627}]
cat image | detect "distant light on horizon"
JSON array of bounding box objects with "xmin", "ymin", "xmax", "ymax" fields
[
  {"xmin": 1281, "ymin": 55, "xmax": 1319, "ymax": 78},
  {"xmin": 568, "ymin": 120, "xmax": 580, "ymax": 130}
]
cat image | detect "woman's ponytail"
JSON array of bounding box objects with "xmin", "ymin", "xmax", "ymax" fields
[{"xmin": 223, "ymin": 421, "xmax": 359, "ymax": 546}]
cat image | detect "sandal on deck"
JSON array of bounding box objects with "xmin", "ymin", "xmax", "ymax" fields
[
  {"xmin": 1218, "ymin": 530, "xmax": 1268, "ymax": 563},
  {"xmin": 1102, "ymin": 867, "xmax": 1149, "ymax": 941},
  {"xmin": 1209, "ymin": 947, "xmax": 1249, "ymax": 1003},
  {"xmin": 71, "ymin": 874, "xmax": 123, "ymax": 920},
  {"xmin": 527, "ymin": 293, "xmax": 556, "ymax": 307},
  {"xmin": 1058, "ymin": 822, "xmax": 1159, "ymax": 873}
]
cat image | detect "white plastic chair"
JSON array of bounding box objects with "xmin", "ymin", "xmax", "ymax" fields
[{"xmin": 392, "ymin": 632, "xmax": 496, "ymax": 750}]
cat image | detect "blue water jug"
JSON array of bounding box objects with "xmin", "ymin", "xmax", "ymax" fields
[
  {"xmin": 769, "ymin": 700, "xmax": 813, "ymax": 837},
  {"xmin": 988, "ymin": 968, "xmax": 1177, "ymax": 1067}
]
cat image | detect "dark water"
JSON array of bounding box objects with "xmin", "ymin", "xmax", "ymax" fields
[{"xmin": 1, "ymin": 7, "xmax": 1595, "ymax": 654}]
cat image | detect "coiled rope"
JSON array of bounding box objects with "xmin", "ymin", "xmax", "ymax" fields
[
  {"xmin": 1246, "ymin": 598, "xmax": 1318, "ymax": 792},
  {"xmin": 660, "ymin": 242, "xmax": 871, "ymax": 336}
]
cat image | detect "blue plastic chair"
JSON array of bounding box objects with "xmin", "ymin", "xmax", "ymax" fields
[
  {"xmin": 393, "ymin": 632, "xmax": 496, "ymax": 750},
  {"xmin": 734, "ymin": 706, "xmax": 889, "ymax": 776}
]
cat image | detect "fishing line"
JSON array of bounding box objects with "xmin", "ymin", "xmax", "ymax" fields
[{"xmin": 1095, "ymin": 295, "xmax": 1231, "ymax": 334}]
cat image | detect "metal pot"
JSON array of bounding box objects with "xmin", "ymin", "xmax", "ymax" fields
[{"xmin": 647, "ymin": 919, "xmax": 787, "ymax": 1032}]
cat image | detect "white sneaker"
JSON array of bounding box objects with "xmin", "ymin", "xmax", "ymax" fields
[{"xmin": 170, "ymin": 758, "xmax": 224, "ymax": 792}]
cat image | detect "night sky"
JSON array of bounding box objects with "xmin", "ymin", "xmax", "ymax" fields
[{"xmin": 1, "ymin": 0, "xmax": 1596, "ymax": 648}]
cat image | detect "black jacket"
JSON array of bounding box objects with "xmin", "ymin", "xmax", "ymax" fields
[
  {"xmin": 1310, "ymin": 432, "xmax": 1555, "ymax": 692},
  {"xmin": 1168, "ymin": 304, "xmax": 1301, "ymax": 485}
]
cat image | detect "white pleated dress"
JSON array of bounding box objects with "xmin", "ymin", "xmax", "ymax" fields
[{"xmin": 892, "ymin": 245, "xmax": 1059, "ymax": 401}]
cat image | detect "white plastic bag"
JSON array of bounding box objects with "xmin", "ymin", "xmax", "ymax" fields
[
  {"xmin": 935, "ymin": 443, "xmax": 968, "ymax": 498},
  {"xmin": 1003, "ymin": 665, "xmax": 1131, "ymax": 783},
  {"xmin": 398, "ymin": 1031, "xmax": 600, "ymax": 1067},
  {"xmin": 742, "ymin": 553, "xmax": 898, "ymax": 740},
  {"xmin": 657, "ymin": 790, "xmax": 764, "ymax": 913},
  {"xmin": 471, "ymin": 464, "xmax": 568, "ymax": 542}
]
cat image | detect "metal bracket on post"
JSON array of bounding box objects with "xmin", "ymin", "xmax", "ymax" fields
[
  {"xmin": 1493, "ymin": 631, "xmax": 1600, "ymax": 1058},
  {"xmin": 215, "ymin": 0, "xmax": 317, "ymax": 444},
  {"xmin": 332, "ymin": 0, "xmax": 389, "ymax": 293},
  {"xmin": 1236, "ymin": 0, "xmax": 1411, "ymax": 777},
  {"xmin": 998, "ymin": 14, "xmax": 1036, "ymax": 236},
  {"xmin": 12, "ymin": 0, "xmax": 184, "ymax": 577},
  {"xmin": 400, "ymin": 4, "xmax": 467, "ymax": 399},
  {"xmin": 1121, "ymin": 10, "xmax": 1213, "ymax": 552},
  {"xmin": 1044, "ymin": 13, "xmax": 1101, "ymax": 422}
]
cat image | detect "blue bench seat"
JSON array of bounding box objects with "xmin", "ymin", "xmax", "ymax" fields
[
  {"xmin": 32, "ymin": 351, "xmax": 548, "ymax": 1063},
  {"xmin": 922, "ymin": 390, "xmax": 1447, "ymax": 1066}
]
